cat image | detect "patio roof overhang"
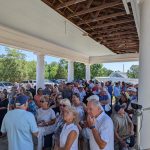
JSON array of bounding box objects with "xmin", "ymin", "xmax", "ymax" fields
[{"xmin": 0, "ymin": 0, "xmax": 139, "ymax": 64}]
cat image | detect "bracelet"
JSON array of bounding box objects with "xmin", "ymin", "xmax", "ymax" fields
[{"xmin": 89, "ymin": 125, "xmax": 95, "ymax": 129}]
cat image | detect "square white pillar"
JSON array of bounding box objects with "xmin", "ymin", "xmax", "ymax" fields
[
  {"xmin": 68, "ymin": 60, "xmax": 74, "ymax": 82},
  {"xmin": 36, "ymin": 53, "xmax": 45, "ymax": 90},
  {"xmin": 85, "ymin": 64, "xmax": 91, "ymax": 81},
  {"xmin": 138, "ymin": 0, "xmax": 150, "ymax": 149}
]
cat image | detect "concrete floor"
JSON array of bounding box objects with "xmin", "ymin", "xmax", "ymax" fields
[
  {"xmin": 0, "ymin": 136, "xmax": 37, "ymax": 150},
  {"xmin": 0, "ymin": 136, "xmax": 8, "ymax": 150},
  {"xmin": 0, "ymin": 136, "xmax": 137, "ymax": 150}
]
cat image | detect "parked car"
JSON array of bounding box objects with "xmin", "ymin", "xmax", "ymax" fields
[
  {"xmin": 21, "ymin": 80, "xmax": 36, "ymax": 87},
  {"xmin": 44, "ymin": 80, "xmax": 55, "ymax": 86},
  {"xmin": 0, "ymin": 82, "xmax": 13, "ymax": 92}
]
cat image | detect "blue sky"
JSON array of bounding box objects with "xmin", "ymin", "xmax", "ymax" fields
[{"xmin": 0, "ymin": 45, "xmax": 138, "ymax": 72}]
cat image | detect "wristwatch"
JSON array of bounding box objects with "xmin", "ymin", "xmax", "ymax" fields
[{"xmin": 90, "ymin": 125, "xmax": 95, "ymax": 129}]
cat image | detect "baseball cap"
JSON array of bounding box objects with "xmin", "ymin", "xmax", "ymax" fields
[
  {"xmin": 127, "ymin": 87, "xmax": 137, "ymax": 92},
  {"xmin": 15, "ymin": 95, "xmax": 29, "ymax": 106}
]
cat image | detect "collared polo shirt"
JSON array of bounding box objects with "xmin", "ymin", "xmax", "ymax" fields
[{"xmin": 88, "ymin": 112, "xmax": 114, "ymax": 150}]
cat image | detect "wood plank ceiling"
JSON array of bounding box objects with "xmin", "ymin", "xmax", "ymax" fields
[{"xmin": 42, "ymin": 0, "xmax": 139, "ymax": 54}]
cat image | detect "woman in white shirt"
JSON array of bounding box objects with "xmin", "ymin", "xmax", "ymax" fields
[
  {"xmin": 59, "ymin": 106, "xmax": 79, "ymax": 150},
  {"xmin": 36, "ymin": 95, "xmax": 56, "ymax": 150}
]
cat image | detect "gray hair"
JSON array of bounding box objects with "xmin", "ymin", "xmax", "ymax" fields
[
  {"xmin": 87, "ymin": 95, "xmax": 104, "ymax": 111},
  {"xmin": 87, "ymin": 95, "xmax": 99, "ymax": 102}
]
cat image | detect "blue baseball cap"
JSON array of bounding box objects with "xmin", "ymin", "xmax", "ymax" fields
[{"xmin": 15, "ymin": 95, "xmax": 29, "ymax": 106}]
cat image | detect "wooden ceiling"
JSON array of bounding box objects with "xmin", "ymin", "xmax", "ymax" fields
[{"xmin": 42, "ymin": 0, "xmax": 139, "ymax": 54}]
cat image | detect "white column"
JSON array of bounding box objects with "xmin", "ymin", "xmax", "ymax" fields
[
  {"xmin": 67, "ymin": 60, "xmax": 74, "ymax": 82},
  {"xmin": 85, "ymin": 64, "xmax": 91, "ymax": 81},
  {"xmin": 138, "ymin": 0, "xmax": 150, "ymax": 149},
  {"xmin": 36, "ymin": 53, "xmax": 45, "ymax": 90}
]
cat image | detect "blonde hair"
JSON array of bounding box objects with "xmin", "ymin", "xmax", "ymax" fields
[
  {"xmin": 40, "ymin": 95, "xmax": 49, "ymax": 101},
  {"xmin": 65, "ymin": 106, "xmax": 79, "ymax": 125},
  {"xmin": 60, "ymin": 98, "xmax": 71, "ymax": 107}
]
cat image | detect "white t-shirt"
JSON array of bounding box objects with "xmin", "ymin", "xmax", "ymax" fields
[
  {"xmin": 88, "ymin": 112, "xmax": 114, "ymax": 150},
  {"xmin": 36, "ymin": 108, "xmax": 56, "ymax": 134},
  {"xmin": 60, "ymin": 123, "xmax": 79, "ymax": 150}
]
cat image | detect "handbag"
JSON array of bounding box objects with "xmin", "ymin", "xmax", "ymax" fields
[{"xmin": 125, "ymin": 135, "xmax": 135, "ymax": 147}]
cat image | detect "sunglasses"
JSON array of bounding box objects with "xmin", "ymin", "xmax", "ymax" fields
[{"xmin": 60, "ymin": 104, "xmax": 66, "ymax": 107}]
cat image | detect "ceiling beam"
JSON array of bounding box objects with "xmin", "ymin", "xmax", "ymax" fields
[
  {"xmin": 86, "ymin": 0, "xmax": 94, "ymax": 9},
  {"xmin": 77, "ymin": 12, "xmax": 127, "ymax": 25},
  {"xmin": 56, "ymin": 0, "xmax": 86, "ymax": 10},
  {"xmin": 68, "ymin": 1, "xmax": 122, "ymax": 18},
  {"xmin": 106, "ymin": 42, "xmax": 138, "ymax": 45},
  {"xmin": 97, "ymin": 35, "xmax": 138, "ymax": 40},
  {"xmin": 112, "ymin": 46, "xmax": 138, "ymax": 49},
  {"xmin": 103, "ymin": 42, "xmax": 138, "ymax": 46},
  {"xmin": 85, "ymin": 19, "xmax": 134, "ymax": 30},
  {"xmin": 90, "ymin": 26, "xmax": 135, "ymax": 35},
  {"xmin": 95, "ymin": 31, "xmax": 137, "ymax": 38},
  {"xmin": 96, "ymin": 36, "xmax": 138, "ymax": 43},
  {"xmin": 103, "ymin": 38, "xmax": 138, "ymax": 42},
  {"xmin": 101, "ymin": 41, "xmax": 137, "ymax": 46},
  {"xmin": 106, "ymin": 38, "xmax": 139, "ymax": 42},
  {"xmin": 112, "ymin": 47, "xmax": 138, "ymax": 50}
]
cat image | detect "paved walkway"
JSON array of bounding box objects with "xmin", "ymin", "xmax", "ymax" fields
[
  {"xmin": 0, "ymin": 135, "xmax": 137, "ymax": 150},
  {"xmin": 0, "ymin": 137, "xmax": 8, "ymax": 150},
  {"xmin": 0, "ymin": 136, "xmax": 38, "ymax": 150}
]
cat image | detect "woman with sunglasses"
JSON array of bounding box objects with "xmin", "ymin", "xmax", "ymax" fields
[
  {"xmin": 59, "ymin": 106, "xmax": 79, "ymax": 150},
  {"xmin": 53, "ymin": 98, "xmax": 71, "ymax": 150},
  {"xmin": 36, "ymin": 95, "xmax": 56, "ymax": 150}
]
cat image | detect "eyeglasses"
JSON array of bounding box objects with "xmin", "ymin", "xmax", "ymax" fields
[{"xmin": 60, "ymin": 104, "xmax": 66, "ymax": 107}]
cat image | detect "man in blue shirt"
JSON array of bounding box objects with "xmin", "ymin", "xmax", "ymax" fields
[
  {"xmin": 1, "ymin": 95, "xmax": 38, "ymax": 150},
  {"xmin": 99, "ymin": 90, "xmax": 110, "ymax": 112},
  {"xmin": 114, "ymin": 82, "xmax": 121, "ymax": 100}
]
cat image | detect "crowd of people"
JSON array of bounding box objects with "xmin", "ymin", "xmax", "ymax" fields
[{"xmin": 0, "ymin": 80, "xmax": 138, "ymax": 150}]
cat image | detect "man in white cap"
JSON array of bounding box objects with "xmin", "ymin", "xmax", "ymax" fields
[
  {"xmin": 127, "ymin": 87, "xmax": 137, "ymax": 102},
  {"xmin": 1, "ymin": 95, "xmax": 38, "ymax": 150}
]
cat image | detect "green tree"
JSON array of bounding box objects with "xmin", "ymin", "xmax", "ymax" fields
[
  {"xmin": 127, "ymin": 65, "xmax": 139, "ymax": 78},
  {"xmin": 55, "ymin": 59, "xmax": 67, "ymax": 79},
  {"xmin": 90, "ymin": 64, "xmax": 113, "ymax": 79},
  {"xmin": 74, "ymin": 62, "xmax": 85, "ymax": 80},
  {"xmin": 0, "ymin": 49, "xmax": 28, "ymax": 82},
  {"xmin": 91, "ymin": 64, "xmax": 103, "ymax": 78},
  {"xmin": 102, "ymin": 67, "xmax": 113, "ymax": 77},
  {"xmin": 26, "ymin": 61, "xmax": 36, "ymax": 80},
  {"xmin": 45, "ymin": 61, "xmax": 58, "ymax": 79},
  {"xmin": 0, "ymin": 49, "xmax": 114, "ymax": 82}
]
